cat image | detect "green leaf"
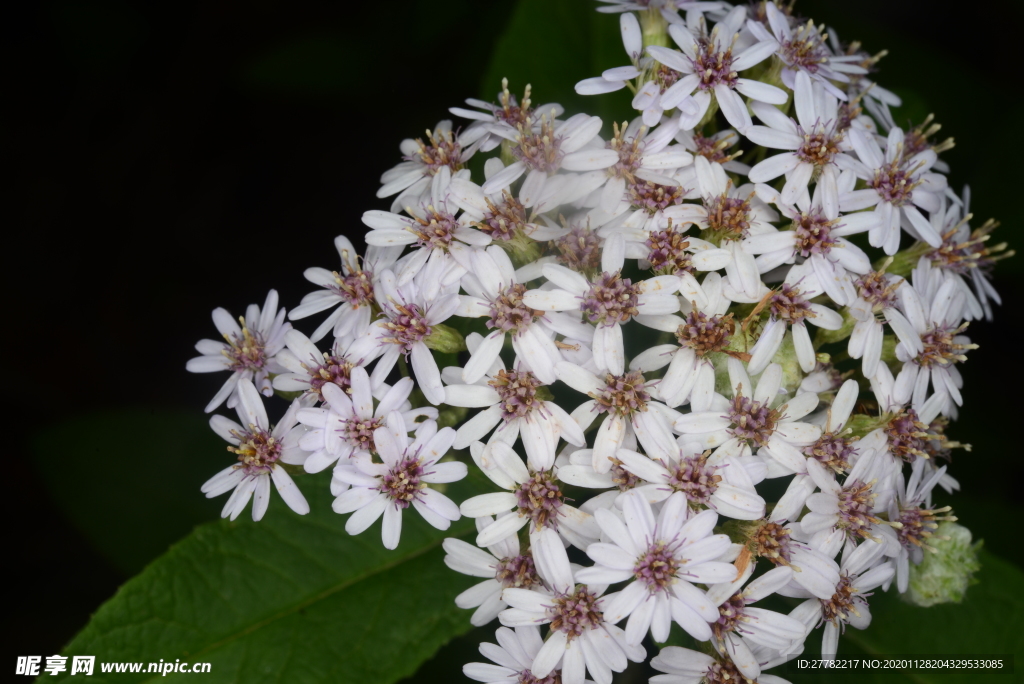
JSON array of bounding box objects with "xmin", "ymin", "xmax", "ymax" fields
[
  {"xmin": 31, "ymin": 409, "xmax": 226, "ymax": 575},
  {"xmin": 480, "ymin": 0, "xmax": 634, "ymax": 125},
  {"xmin": 787, "ymin": 551, "xmax": 1024, "ymax": 683},
  {"xmin": 53, "ymin": 472, "xmax": 483, "ymax": 683}
]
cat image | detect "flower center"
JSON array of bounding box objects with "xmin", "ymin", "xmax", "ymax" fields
[
  {"xmin": 728, "ymin": 395, "xmax": 780, "ymax": 446},
  {"xmin": 628, "ymin": 178, "xmax": 686, "ymax": 213},
  {"xmin": 754, "ymin": 521, "xmax": 793, "ymax": 566},
  {"xmin": 592, "ymin": 371, "xmax": 650, "ymax": 417},
  {"xmin": 795, "ymin": 126, "xmax": 843, "ymax": 166},
  {"xmin": 676, "ymin": 311, "xmax": 734, "ymax": 356},
  {"xmin": 780, "ymin": 21, "xmax": 829, "ymax": 72},
  {"xmin": 495, "ymin": 553, "xmax": 542, "ymax": 589},
  {"xmin": 902, "ymin": 114, "xmax": 954, "ymax": 158},
  {"xmin": 304, "ymin": 353, "xmax": 354, "ymax": 398},
  {"xmin": 820, "ymin": 573, "xmax": 859, "ymax": 625},
  {"xmin": 916, "ymin": 324, "xmax": 972, "ymax": 368},
  {"xmin": 227, "ymin": 427, "xmax": 282, "ymax": 475},
  {"xmin": 803, "ymin": 432, "xmax": 855, "ymax": 473},
  {"xmin": 646, "ymin": 229, "xmax": 695, "ymax": 275},
  {"xmin": 548, "ymin": 586, "xmax": 604, "ymax": 641},
  {"xmin": 870, "ymin": 157, "xmax": 920, "ymax": 207},
  {"xmin": 692, "ymin": 37, "xmax": 737, "ymax": 90},
  {"xmin": 581, "ymin": 271, "xmax": 641, "ymax": 325},
  {"xmin": 488, "ymin": 284, "xmax": 540, "ymax": 334},
  {"xmin": 713, "ymin": 592, "xmax": 748, "ymax": 639},
  {"xmin": 515, "ymin": 471, "xmax": 564, "ymax": 530},
  {"xmin": 705, "ymin": 660, "xmax": 754, "ymax": 684},
  {"xmin": 897, "ymin": 505, "xmax": 951, "ymax": 550},
  {"xmin": 769, "ymin": 284, "xmax": 815, "ymax": 324},
  {"xmin": 836, "ymin": 100, "xmax": 861, "ymax": 134},
  {"xmin": 489, "ymin": 369, "xmax": 543, "ymax": 421},
  {"xmin": 837, "ymin": 480, "xmax": 880, "ymax": 539},
  {"xmin": 332, "ymin": 268, "xmax": 375, "ymax": 307},
  {"xmin": 343, "ymin": 415, "xmax": 384, "ymax": 453},
  {"xmin": 692, "ymin": 132, "xmax": 741, "ymax": 166},
  {"xmin": 610, "ymin": 457, "xmax": 641, "ymax": 491},
  {"xmin": 476, "ymin": 191, "xmax": 528, "ymax": 241},
  {"xmin": 223, "ymin": 323, "xmax": 267, "ymax": 372},
  {"xmin": 667, "ymin": 452, "xmax": 721, "ymax": 505},
  {"xmin": 929, "ymin": 219, "xmax": 1005, "ymax": 275},
  {"xmin": 408, "ymin": 206, "xmax": 459, "ymax": 251},
  {"xmin": 607, "ymin": 121, "xmax": 645, "ymax": 180},
  {"xmin": 793, "ymin": 209, "xmax": 840, "ymax": 256},
  {"xmin": 380, "ymin": 456, "xmax": 425, "ymax": 508},
  {"xmin": 495, "ymin": 80, "xmax": 534, "ymax": 129},
  {"xmin": 514, "ymin": 118, "xmax": 563, "ymax": 173},
  {"xmin": 703, "ymin": 193, "xmax": 752, "ymax": 242},
  {"xmin": 552, "ymin": 224, "xmax": 602, "ymax": 273},
  {"xmin": 652, "ymin": 62, "xmax": 682, "ymax": 92},
  {"xmin": 855, "ymin": 270, "xmax": 900, "ymax": 310},
  {"xmin": 884, "ymin": 408, "xmax": 930, "ymax": 462},
  {"xmin": 634, "ymin": 541, "xmax": 680, "ymax": 592},
  {"xmin": 407, "ymin": 127, "xmax": 463, "ymax": 175},
  {"xmin": 382, "ymin": 303, "xmax": 432, "ymax": 350},
  {"xmin": 518, "ymin": 671, "xmax": 561, "ymax": 684}
]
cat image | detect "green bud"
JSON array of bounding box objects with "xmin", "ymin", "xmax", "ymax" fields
[
  {"xmin": 904, "ymin": 522, "xmax": 982, "ymax": 607},
  {"xmin": 844, "ymin": 412, "xmax": 888, "ymax": 438},
  {"xmin": 639, "ymin": 9, "xmax": 670, "ymax": 48},
  {"xmin": 495, "ymin": 228, "xmax": 544, "ymax": 268},
  {"xmin": 424, "ymin": 323, "xmax": 467, "ymax": 354}
]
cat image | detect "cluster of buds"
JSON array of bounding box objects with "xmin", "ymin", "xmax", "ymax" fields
[{"xmin": 188, "ymin": 2, "xmax": 1005, "ymax": 683}]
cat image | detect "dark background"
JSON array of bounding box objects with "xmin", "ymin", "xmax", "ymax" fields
[{"xmin": 4, "ymin": 0, "xmax": 1022, "ymax": 675}]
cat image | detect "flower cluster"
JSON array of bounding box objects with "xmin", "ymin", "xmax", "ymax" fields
[{"xmin": 189, "ymin": 2, "xmax": 1004, "ymax": 683}]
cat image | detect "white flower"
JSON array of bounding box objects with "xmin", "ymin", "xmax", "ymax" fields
[
  {"xmin": 674, "ymin": 359, "xmax": 822, "ymax": 479},
  {"xmin": 363, "ymin": 167, "xmax": 491, "ymax": 279},
  {"xmin": 675, "ymin": 127, "xmax": 750, "ymax": 175},
  {"xmin": 201, "ymin": 380, "xmax": 310, "ymax": 521},
  {"xmin": 331, "ymin": 411, "xmax": 465, "ymax": 549},
  {"xmin": 450, "ymin": 79, "xmax": 564, "ymax": 153},
  {"xmin": 287, "ymin": 236, "xmax": 400, "ymax": 342},
  {"xmin": 746, "ymin": 519, "xmax": 842, "ymax": 600},
  {"xmin": 362, "ymin": 263, "xmax": 461, "ymax": 405},
  {"xmin": 295, "ymin": 369, "xmax": 434, "ymax": 476},
  {"xmin": 523, "ymin": 234, "xmax": 681, "ymax": 375},
  {"xmin": 444, "ymin": 333, "xmax": 585, "ymax": 471},
  {"xmin": 888, "ymin": 458, "xmax": 956, "ymax": 593},
  {"xmin": 499, "ymin": 529, "xmax": 646, "ymax": 684},
  {"xmin": 704, "ymin": 564, "xmax": 807, "ymax": 679},
  {"xmin": 846, "ymin": 268, "xmax": 918, "ymax": 378},
  {"xmin": 378, "ymin": 119, "xmax": 477, "ymax": 210},
  {"xmin": 459, "ymin": 441, "xmax": 598, "ymax": 550},
  {"xmin": 186, "ymin": 289, "xmax": 291, "ymax": 413},
  {"xmin": 463, "ymin": 626, "xmax": 568, "ymax": 684},
  {"xmin": 271, "ymin": 329, "xmax": 371, "ymax": 401},
  {"xmin": 840, "ymin": 127, "xmax": 948, "ymax": 255},
  {"xmin": 743, "ymin": 263, "xmax": 845, "ymax": 375},
  {"xmin": 748, "ymin": 3, "xmax": 867, "ymax": 99},
  {"xmin": 746, "ymin": 71, "xmax": 856, "ymax": 217},
  {"xmin": 647, "ymin": 8, "xmax": 786, "ymax": 131},
  {"xmin": 651, "ymin": 646, "xmax": 791, "ymax": 684},
  {"xmin": 576, "ymin": 491, "xmax": 737, "ymax": 644},
  {"xmin": 443, "ymin": 517, "xmax": 543, "ymax": 626},
  {"xmin": 790, "ymin": 538, "xmax": 894, "ymax": 660}
]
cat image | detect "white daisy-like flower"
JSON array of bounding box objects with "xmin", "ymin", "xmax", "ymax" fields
[
  {"xmin": 451, "ymin": 79, "xmax": 564, "ymax": 153},
  {"xmin": 499, "ymin": 529, "xmax": 646, "ymax": 684},
  {"xmin": 363, "ymin": 167, "xmax": 491, "ymax": 279},
  {"xmin": 576, "ymin": 491, "xmax": 737, "ymax": 644},
  {"xmin": 674, "ymin": 359, "xmax": 822, "ymax": 478},
  {"xmin": 676, "ymin": 127, "xmax": 750, "ymax": 175},
  {"xmin": 646, "ymin": 8, "xmax": 786, "ymax": 131},
  {"xmin": 287, "ymin": 236, "xmax": 400, "ymax": 342},
  {"xmin": 444, "ymin": 334, "xmax": 585, "ymax": 471},
  {"xmin": 447, "ymin": 168, "xmax": 561, "ymax": 248},
  {"xmin": 845, "ymin": 267, "xmax": 918, "ymax": 378},
  {"xmin": 651, "ymin": 646, "xmax": 792, "ymax": 684},
  {"xmin": 481, "ymin": 112, "xmax": 606, "ymax": 208},
  {"xmin": 747, "ymin": 2, "xmax": 867, "ymax": 100},
  {"xmin": 704, "ymin": 564, "xmax": 807, "ymax": 679},
  {"xmin": 331, "ymin": 411, "xmax": 465, "ymax": 549},
  {"xmin": 271, "ymin": 329, "xmax": 371, "ymax": 401},
  {"xmin": 746, "ymin": 71, "xmax": 856, "ymax": 217},
  {"xmin": 186, "ymin": 289, "xmax": 291, "ymax": 413},
  {"xmin": 743, "ymin": 263, "xmax": 845, "ymax": 375},
  {"xmin": 796, "ymin": 378, "xmax": 860, "ymax": 477},
  {"xmin": 459, "ymin": 441, "xmax": 598, "ymax": 550},
  {"xmin": 362, "ymin": 263, "xmax": 461, "ymax": 405},
  {"xmin": 523, "ymin": 234, "xmax": 682, "ymax": 375},
  {"xmin": 892, "ymin": 258, "xmax": 974, "ymax": 417},
  {"xmin": 801, "ymin": 452, "xmax": 898, "ymax": 551},
  {"xmin": 295, "ymin": 368, "xmax": 434, "ymax": 475},
  {"xmin": 789, "ymin": 538, "xmax": 894, "ymax": 660},
  {"xmin": 745, "ymin": 518, "xmax": 842, "ymax": 600},
  {"xmin": 887, "ymin": 458, "xmax": 956, "ymax": 593},
  {"xmin": 840, "ymin": 126, "xmax": 948, "ymax": 255},
  {"xmin": 463, "ymin": 626, "xmax": 571, "ymax": 684},
  {"xmin": 201, "ymin": 380, "xmax": 310, "ymax": 521},
  {"xmin": 377, "ymin": 119, "xmax": 477, "ymax": 209},
  {"xmin": 443, "ymin": 516, "xmax": 543, "ymax": 626},
  {"xmin": 663, "ymin": 156, "xmax": 778, "ymax": 300}
]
